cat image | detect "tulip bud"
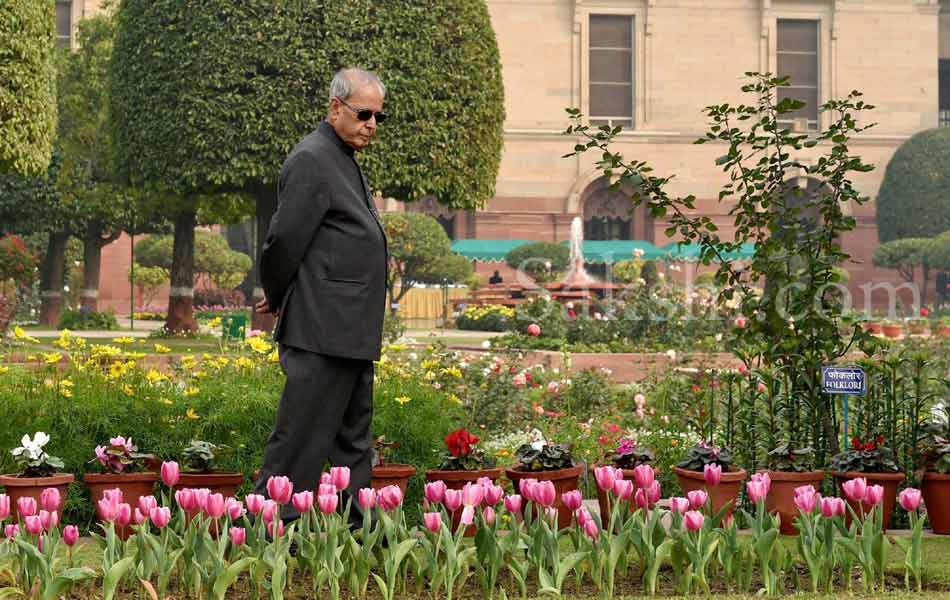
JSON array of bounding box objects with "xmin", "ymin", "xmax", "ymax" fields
[
  {"xmin": 684, "ymin": 510, "xmax": 705, "ymax": 531},
  {"xmin": 583, "ymin": 516, "xmax": 599, "ymax": 539},
  {"xmin": 229, "ymin": 526, "xmax": 246, "ymax": 546},
  {"xmin": 150, "ymin": 506, "xmax": 171, "ymax": 529},
  {"xmin": 40, "ymin": 487, "xmax": 61, "ymax": 512},
  {"xmin": 193, "ymin": 488, "xmax": 211, "ymax": 512},
  {"xmin": 24, "ymin": 515, "xmax": 43, "ymax": 536},
  {"xmin": 377, "ymin": 485, "xmax": 404, "ymax": 511},
  {"xmin": 669, "ymin": 497, "xmax": 690, "ymax": 514},
  {"xmin": 262, "ymin": 500, "xmax": 280, "ymax": 524},
  {"xmin": 461, "ymin": 482, "xmax": 485, "ymax": 507},
  {"xmin": 133, "ymin": 508, "xmax": 147, "ymax": 526},
  {"xmin": 161, "ymin": 461, "xmax": 180, "ymax": 488},
  {"xmin": 292, "ymin": 491, "xmax": 314, "ymax": 514},
  {"xmin": 226, "ymin": 497, "xmax": 245, "ymax": 521},
  {"xmin": 318, "ymin": 493, "xmax": 338, "ymax": 515},
  {"xmin": 593, "ymin": 466, "xmax": 618, "ymax": 492},
  {"xmin": 687, "ymin": 490, "xmax": 708, "ymax": 509},
  {"xmin": 863, "ymin": 485, "xmax": 884, "ymax": 507},
  {"xmin": 612, "ymin": 479, "xmax": 634, "ymax": 500},
  {"xmin": 482, "ymin": 506, "xmax": 496, "ymax": 525},
  {"xmin": 138, "ymin": 495, "xmax": 158, "ymax": 516},
  {"xmin": 0, "ymin": 494, "xmax": 9, "ymax": 520},
  {"xmin": 358, "ymin": 488, "xmax": 376, "ymax": 510},
  {"xmin": 842, "ymin": 477, "xmax": 867, "ymax": 503},
  {"xmin": 266, "ymin": 475, "xmax": 294, "ymax": 505},
  {"xmin": 175, "ymin": 488, "xmax": 197, "ymax": 512},
  {"xmin": 484, "ymin": 485, "xmax": 505, "ymax": 506},
  {"xmin": 63, "ymin": 525, "xmax": 79, "ymax": 546},
  {"xmin": 534, "ymin": 481, "xmax": 556, "ymax": 507},
  {"xmin": 504, "ymin": 494, "xmax": 523, "ymax": 515},
  {"xmin": 318, "ymin": 483, "xmax": 337, "ymax": 496},
  {"xmin": 899, "ymin": 488, "xmax": 922, "ymax": 512},
  {"xmin": 116, "ymin": 503, "xmax": 132, "ymax": 527},
  {"xmin": 329, "ymin": 467, "xmax": 350, "ymax": 491},
  {"xmin": 460, "ymin": 505, "xmax": 475, "ymax": 526},
  {"xmin": 245, "ymin": 494, "xmax": 265, "ymax": 515},
  {"xmin": 561, "ymin": 490, "xmax": 582, "ymax": 511},
  {"xmin": 444, "ymin": 489, "xmax": 463, "ymax": 512},
  {"xmin": 424, "ymin": 481, "xmax": 446, "ymax": 505},
  {"xmin": 4, "ymin": 524, "xmax": 19, "ymax": 538},
  {"xmin": 703, "ymin": 464, "xmax": 722, "ymax": 487},
  {"xmin": 205, "ymin": 493, "xmax": 226, "ymax": 519},
  {"xmin": 17, "ymin": 496, "xmax": 37, "ymax": 518},
  {"xmin": 424, "ymin": 511, "xmax": 442, "ymax": 533},
  {"xmin": 633, "ymin": 464, "xmax": 655, "ymax": 490}
]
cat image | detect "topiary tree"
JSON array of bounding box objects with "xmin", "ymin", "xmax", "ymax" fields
[
  {"xmin": 505, "ymin": 242, "xmax": 570, "ymax": 284},
  {"xmin": 876, "ymin": 127, "xmax": 950, "ymax": 243},
  {"xmin": 135, "ymin": 230, "xmax": 252, "ymax": 292},
  {"xmin": 872, "ymin": 238, "xmax": 933, "ymax": 302},
  {"xmin": 0, "ymin": 0, "xmax": 57, "ymax": 176},
  {"xmin": 382, "ymin": 213, "xmax": 463, "ymax": 315}
]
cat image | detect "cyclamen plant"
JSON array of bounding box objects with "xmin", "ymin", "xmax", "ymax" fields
[
  {"xmin": 605, "ymin": 438, "xmax": 655, "ymax": 470},
  {"xmin": 676, "ymin": 441, "xmax": 734, "ymax": 472},
  {"xmin": 829, "ymin": 436, "xmax": 902, "ymax": 473},
  {"xmin": 90, "ymin": 436, "xmax": 156, "ymax": 474},
  {"xmin": 438, "ymin": 428, "xmax": 497, "ymax": 471},
  {"xmin": 10, "ymin": 432, "xmax": 64, "ymax": 478}
]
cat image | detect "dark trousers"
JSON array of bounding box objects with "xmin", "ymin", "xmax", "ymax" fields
[{"xmin": 254, "ymin": 344, "xmax": 374, "ymax": 525}]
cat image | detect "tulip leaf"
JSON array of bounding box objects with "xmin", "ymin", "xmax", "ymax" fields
[
  {"xmin": 43, "ymin": 568, "xmax": 96, "ymax": 600},
  {"xmin": 212, "ymin": 557, "xmax": 256, "ymax": 600},
  {"xmin": 104, "ymin": 557, "xmax": 136, "ymax": 600}
]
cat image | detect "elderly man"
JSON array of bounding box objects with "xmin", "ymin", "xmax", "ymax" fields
[{"xmin": 255, "ymin": 68, "xmax": 388, "ymax": 525}]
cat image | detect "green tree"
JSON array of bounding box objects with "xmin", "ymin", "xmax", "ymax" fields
[
  {"xmin": 135, "ymin": 230, "xmax": 252, "ymax": 291},
  {"xmin": 505, "ymin": 242, "xmax": 570, "ymax": 284},
  {"xmin": 872, "ymin": 238, "xmax": 934, "ymax": 303},
  {"xmin": 128, "ymin": 264, "xmax": 168, "ymax": 310},
  {"xmin": 0, "ymin": 0, "xmax": 57, "ymax": 176},
  {"xmin": 875, "ymin": 127, "xmax": 950, "ymax": 242},
  {"xmin": 417, "ymin": 253, "xmax": 474, "ymax": 286}
]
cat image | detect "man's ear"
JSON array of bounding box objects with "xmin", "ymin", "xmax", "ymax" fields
[{"xmin": 328, "ymin": 98, "xmax": 340, "ymax": 124}]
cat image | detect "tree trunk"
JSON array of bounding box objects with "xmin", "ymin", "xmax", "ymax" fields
[
  {"xmin": 251, "ymin": 184, "xmax": 278, "ymax": 332},
  {"xmin": 80, "ymin": 220, "xmax": 122, "ymax": 313},
  {"xmin": 165, "ymin": 207, "xmax": 198, "ymax": 333},
  {"xmin": 921, "ymin": 263, "xmax": 931, "ymax": 308},
  {"xmin": 39, "ymin": 231, "xmax": 69, "ymax": 327}
]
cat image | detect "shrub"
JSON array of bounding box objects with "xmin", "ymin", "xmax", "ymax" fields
[
  {"xmin": 509, "ymin": 296, "xmax": 569, "ymax": 339},
  {"xmin": 640, "ymin": 260, "xmax": 659, "ymax": 287},
  {"xmin": 0, "ymin": 235, "xmax": 37, "ymax": 285},
  {"xmin": 551, "ymin": 367, "xmax": 620, "ymax": 420},
  {"xmin": 57, "ymin": 309, "xmax": 119, "ymax": 331},
  {"xmin": 193, "ymin": 286, "xmax": 246, "ymax": 309},
  {"xmin": 455, "ymin": 304, "xmax": 513, "ymax": 331},
  {"xmin": 382, "ymin": 310, "xmax": 406, "ymax": 344},
  {"xmin": 504, "ymin": 242, "xmax": 570, "ymax": 283}
]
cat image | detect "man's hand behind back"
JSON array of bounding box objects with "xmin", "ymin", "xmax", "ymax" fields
[{"xmin": 255, "ymin": 298, "xmax": 280, "ymax": 317}]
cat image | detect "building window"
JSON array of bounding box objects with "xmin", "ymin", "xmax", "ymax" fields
[
  {"xmin": 589, "ymin": 15, "xmax": 634, "ymax": 128},
  {"xmin": 436, "ymin": 215, "xmax": 456, "ymax": 240},
  {"xmin": 776, "ymin": 19, "xmax": 819, "ymax": 131},
  {"xmin": 940, "ymin": 59, "xmax": 950, "ymax": 127},
  {"xmin": 56, "ymin": 1, "xmax": 72, "ymax": 48},
  {"xmin": 583, "ymin": 184, "xmax": 632, "ymax": 241}
]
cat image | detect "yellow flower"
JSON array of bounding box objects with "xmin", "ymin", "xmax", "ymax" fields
[
  {"xmin": 60, "ymin": 378, "xmax": 73, "ymax": 388},
  {"xmin": 161, "ymin": 398, "xmax": 172, "ymax": 405},
  {"xmin": 234, "ymin": 357, "xmax": 255, "ymax": 369},
  {"xmin": 448, "ymin": 393, "xmax": 462, "ymax": 405},
  {"xmin": 394, "ymin": 396, "xmax": 411, "ymax": 405},
  {"xmin": 122, "ymin": 384, "xmax": 135, "ymax": 397},
  {"xmin": 207, "ymin": 316, "xmax": 222, "ymax": 328},
  {"xmin": 112, "ymin": 337, "xmax": 135, "ymax": 345},
  {"xmin": 26, "ymin": 354, "xmax": 36, "ymax": 361},
  {"xmin": 146, "ymin": 369, "xmax": 169, "ymax": 385},
  {"xmin": 13, "ymin": 326, "xmax": 40, "ymax": 343},
  {"xmin": 53, "ymin": 330, "xmax": 74, "ymax": 349},
  {"xmin": 186, "ymin": 408, "xmax": 200, "ymax": 420},
  {"xmin": 268, "ymin": 350, "xmax": 280, "ymax": 363},
  {"xmin": 184, "ymin": 386, "xmax": 199, "ymax": 397},
  {"xmin": 153, "ymin": 344, "xmax": 171, "ymax": 354},
  {"xmin": 180, "ymin": 355, "xmax": 197, "ymax": 369},
  {"xmin": 245, "ymin": 336, "xmax": 272, "ymax": 354},
  {"xmin": 42, "ymin": 352, "xmax": 63, "ymax": 365},
  {"xmin": 0, "ymin": 366, "xmax": 8, "ymax": 375},
  {"xmin": 441, "ymin": 367, "xmax": 462, "ymax": 379}
]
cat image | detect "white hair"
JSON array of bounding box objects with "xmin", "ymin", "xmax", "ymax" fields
[{"xmin": 328, "ymin": 68, "xmax": 386, "ymax": 102}]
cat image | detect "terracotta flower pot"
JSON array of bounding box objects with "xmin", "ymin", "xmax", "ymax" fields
[
  {"xmin": 939, "ymin": 326, "xmax": 950, "ymax": 338},
  {"xmin": 371, "ymin": 464, "xmax": 416, "ymax": 495},
  {"xmin": 425, "ymin": 467, "xmax": 503, "ymax": 536},
  {"xmin": 864, "ymin": 322, "xmax": 883, "ymax": 335},
  {"xmin": 0, "ymin": 473, "xmax": 74, "ymax": 516},
  {"xmin": 764, "ymin": 470, "xmax": 826, "ymax": 535},
  {"xmin": 177, "ymin": 471, "xmax": 245, "ymax": 498},
  {"xmin": 84, "ymin": 471, "xmax": 159, "ymax": 540},
  {"xmin": 673, "ymin": 466, "xmax": 747, "ymax": 518},
  {"xmin": 505, "ymin": 464, "xmax": 584, "ymax": 530},
  {"xmin": 922, "ymin": 472, "xmax": 950, "ymax": 534},
  {"xmin": 832, "ymin": 470, "xmax": 905, "ymax": 531},
  {"xmin": 907, "ymin": 322, "xmax": 929, "ymax": 335},
  {"xmin": 882, "ymin": 324, "xmax": 903, "ymax": 338}
]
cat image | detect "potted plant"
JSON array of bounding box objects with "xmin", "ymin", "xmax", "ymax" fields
[
  {"xmin": 881, "ymin": 320, "xmax": 903, "ymax": 339},
  {"xmin": 175, "ymin": 440, "xmax": 244, "ymax": 497},
  {"xmin": 673, "ymin": 441, "xmax": 747, "ymax": 517},
  {"xmin": 830, "ymin": 435, "xmax": 905, "ymax": 530},
  {"xmin": 504, "ymin": 440, "xmax": 583, "ymax": 529},
  {"xmin": 594, "ymin": 437, "xmax": 655, "ymax": 520},
  {"xmin": 370, "ymin": 436, "xmax": 416, "ymax": 494},
  {"xmin": 906, "ymin": 317, "xmax": 929, "ymax": 336},
  {"xmin": 919, "ymin": 411, "xmax": 950, "ymax": 534},
  {"xmin": 863, "ymin": 319, "xmax": 884, "ymax": 336},
  {"xmin": 426, "ymin": 428, "xmax": 501, "ymax": 535},
  {"xmin": 762, "ymin": 443, "xmax": 825, "ymax": 535},
  {"xmin": 84, "ymin": 435, "xmax": 158, "ymax": 539},
  {"xmin": 0, "ymin": 432, "xmax": 73, "ymax": 510},
  {"xmin": 938, "ymin": 316, "xmax": 950, "ymax": 338}
]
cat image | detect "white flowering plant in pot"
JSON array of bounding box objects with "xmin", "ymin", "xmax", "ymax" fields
[{"xmin": 11, "ymin": 432, "xmax": 64, "ymax": 477}]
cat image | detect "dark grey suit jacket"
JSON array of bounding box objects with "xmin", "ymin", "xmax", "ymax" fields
[{"xmin": 261, "ymin": 121, "xmax": 388, "ymax": 361}]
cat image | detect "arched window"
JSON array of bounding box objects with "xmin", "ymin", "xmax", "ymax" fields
[
  {"xmin": 411, "ymin": 196, "xmax": 457, "ymax": 240},
  {"xmin": 582, "ymin": 180, "xmax": 633, "ymax": 241},
  {"xmin": 777, "ymin": 176, "xmax": 827, "ymax": 243}
]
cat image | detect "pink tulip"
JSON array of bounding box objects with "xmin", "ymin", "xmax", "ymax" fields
[
  {"xmin": 321, "ymin": 472, "xmax": 332, "ymax": 484},
  {"xmin": 476, "ymin": 477, "xmax": 493, "ymax": 487},
  {"xmin": 594, "ymin": 466, "xmax": 619, "ymax": 492},
  {"xmin": 461, "ymin": 482, "xmax": 485, "ymax": 507},
  {"xmin": 24, "ymin": 515, "xmax": 43, "ymax": 536},
  {"xmin": 899, "ymin": 488, "xmax": 922, "ymax": 512},
  {"xmin": 161, "ymin": 461, "xmax": 180, "ymax": 488},
  {"xmin": 842, "ymin": 477, "xmax": 867, "ymax": 503},
  {"xmin": 38, "ymin": 510, "xmax": 57, "ymax": 530},
  {"xmin": 245, "ymin": 494, "xmax": 265, "ymax": 515},
  {"xmin": 460, "ymin": 505, "xmax": 476, "ymax": 526},
  {"xmin": 358, "ymin": 488, "xmax": 376, "ymax": 510},
  {"xmin": 575, "ymin": 507, "xmax": 592, "ymax": 527},
  {"xmin": 138, "ymin": 496, "xmax": 158, "ymax": 516},
  {"xmin": 583, "ymin": 517, "xmax": 599, "ymax": 540},
  {"xmin": 318, "ymin": 483, "xmax": 337, "ymax": 496},
  {"xmin": 757, "ymin": 382, "xmax": 767, "ymax": 393},
  {"xmin": 193, "ymin": 488, "xmax": 211, "ymax": 512},
  {"xmin": 274, "ymin": 520, "xmax": 285, "ymax": 537},
  {"xmin": 150, "ymin": 507, "xmax": 171, "ymax": 529},
  {"xmin": 226, "ymin": 497, "xmax": 245, "ymax": 520},
  {"xmin": 102, "ymin": 488, "xmax": 123, "ymax": 505},
  {"xmin": 819, "ymin": 497, "xmax": 844, "ymax": 518},
  {"xmin": 266, "ymin": 476, "xmax": 294, "ymax": 504},
  {"xmin": 633, "ymin": 464, "xmax": 655, "ymax": 490},
  {"xmin": 864, "ymin": 485, "xmax": 884, "ymax": 507},
  {"xmin": 684, "ymin": 510, "xmax": 705, "ymax": 531},
  {"xmin": 635, "ymin": 488, "xmax": 650, "ymax": 509},
  {"xmin": 444, "ymin": 489, "xmax": 463, "ymax": 512},
  {"xmin": 292, "ymin": 491, "xmax": 314, "ymax": 514},
  {"xmin": 377, "ymin": 485, "xmax": 403, "ymax": 511},
  {"xmin": 747, "ymin": 480, "xmax": 769, "ymax": 504},
  {"xmin": 793, "ymin": 486, "xmax": 819, "ymax": 514},
  {"xmin": 40, "ymin": 488, "xmax": 61, "ymax": 512},
  {"xmin": 133, "ymin": 508, "xmax": 147, "ymax": 526},
  {"xmin": 424, "ymin": 511, "xmax": 442, "ymax": 533},
  {"xmin": 750, "ymin": 472, "xmax": 771, "ymax": 495},
  {"xmin": 174, "ymin": 488, "xmax": 195, "ymax": 512},
  {"xmin": 483, "ymin": 506, "xmax": 496, "ymax": 525},
  {"xmin": 612, "ymin": 479, "xmax": 634, "ymax": 500},
  {"xmin": 518, "ymin": 478, "xmax": 538, "ymax": 499},
  {"xmin": 687, "ymin": 490, "xmax": 708, "ymax": 509},
  {"xmin": 703, "ymin": 464, "xmax": 722, "ymax": 487},
  {"xmin": 527, "ymin": 323, "xmax": 541, "ymax": 336},
  {"xmin": 561, "ymin": 490, "xmax": 583, "ymax": 511},
  {"xmin": 424, "ymin": 481, "xmax": 446, "ymax": 505},
  {"xmin": 533, "ymin": 481, "xmax": 556, "ymax": 507},
  {"xmin": 229, "ymin": 527, "xmax": 246, "ymax": 546},
  {"xmin": 329, "ymin": 467, "xmax": 350, "ymax": 491},
  {"xmin": 484, "ymin": 485, "xmax": 504, "ymax": 506},
  {"xmin": 648, "ymin": 480, "xmax": 661, "ymax": 504},
  {"xmin": 670, "ymin": 497, "xmax": 690, "ymax": 514},
  {"xmin": 262, "ymin": 500, "xmax": 279, "ymax": 524},
  {"xmin": 544, "ymin": 507, "xmax": 558, "ymax": 522},
  {"xmin": 4, "ymin": 524, "xmax": 19, "ymax": 538},
  {"xmin": 0, "ymin": 494, "xmax": 8, "ymax": 520},
  {"xmin": 734, "ymin": 316, "xmax": 747, "ymax": 328},
  {"xmin": 17, "ymin": 497, "xmax": 36, "ymax": 518},
  {"xmin": 97, "ymin": 498, "xmax": 118, "ymax": 521},
  {"xmin": 63, "ymin": 525, "xmax": 79, "ymax": 546},
  {"xmin": 318, "ymin": 493, "xmax": 338, "ymax": 515},
  {"xmin": 504, "ymin": 494, "xmax": 523, "ymax": 515},
  {"xmin": 205, "ymin": 494, "xmax": 226, "ymax": 519},
  {"xmin": 116, "ymin": 503, "xmax": 132, "ymax": 527}
]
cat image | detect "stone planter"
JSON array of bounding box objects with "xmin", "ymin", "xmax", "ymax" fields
[
  {"xmin": 922, "ymin": 472, "xmax": 950, "ymax": 534},
  {"xmin": 425, "ymin": 467, "xmax": 503, "ymax": 536},
  {"xmin": 0, "ymin": 473, "xmax": 74, "ymax": 517},
  {"xmin": 673, "ymin": 466, "xmax": 747, "ymax": 518},
  {"xmin": 832, "ymin": 470, "xmax": 905, "ymax": 531},
  {"xmin": 371, "ymin": 464, "xmax": 416, "ymax": 495},
  {"xmin": 505, "ymin": 464, "xmax": 584, "ymax": 530},
  {"xmin": 84, "ymin": 472, "xmax": 159, "ymax": 540},
  {"xmin": 764, "ymin": 470, "xmax": 826, "ymax": 535}
]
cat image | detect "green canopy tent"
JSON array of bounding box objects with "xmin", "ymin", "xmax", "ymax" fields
[
  {"xmin": 558, "ymin": 240, "xmax": 663, "ymax": 263},
  {"xmin": 450, "ymin": 239, "xmax": 535, "ymax": 262},
  {"xmin": 660, "ymin": 241, "xmax": 756, "ymax": 262}
]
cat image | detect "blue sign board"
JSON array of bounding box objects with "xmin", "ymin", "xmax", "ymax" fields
[{"xmin": 821, "ymin": 366, "xmax": 866, "ymax": 396}]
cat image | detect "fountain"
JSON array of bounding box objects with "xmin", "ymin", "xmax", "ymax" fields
[{"xmin": 563, "ymin": 217, "xmax": 595, "ymax": 287}]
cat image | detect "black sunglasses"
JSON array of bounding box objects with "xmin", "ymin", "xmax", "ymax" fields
[{"xmin": 337, "ymin": 97, "xmax": 387, "ymax": 124}]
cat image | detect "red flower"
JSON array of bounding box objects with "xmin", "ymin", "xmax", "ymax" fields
[
  {"xmin": 921, "ymin": 306, "xmax": 930, "ymax": 317},
  {"xmin": 875, "ymin": 434, "xmax": 885, "ymax": 445},
  {"xmin": 597, "ymin": 435, "xmax": 610, "ymax": 446},
  {"xmin": 444, "ymin": 429, "xmax": 479, "ymax": 457},
  {"xmin": 605, "ymin": 423, "xmax": 621, "ymax": 434},
  {"xmin": 863, "ymin": 441, "xmax": 876, "ymax": 452},
  {"xmin": 851, "ymin": 437, "xmax": 862, "ymax": 450},
  {"xmin": 691, "ymin": 384, "xmax": 702, "ymax": 393}
]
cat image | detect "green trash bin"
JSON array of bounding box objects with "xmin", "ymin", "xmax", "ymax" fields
[{"xmin": 221, "ymin": 314, "xmax": 248, "ymax": 340}]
